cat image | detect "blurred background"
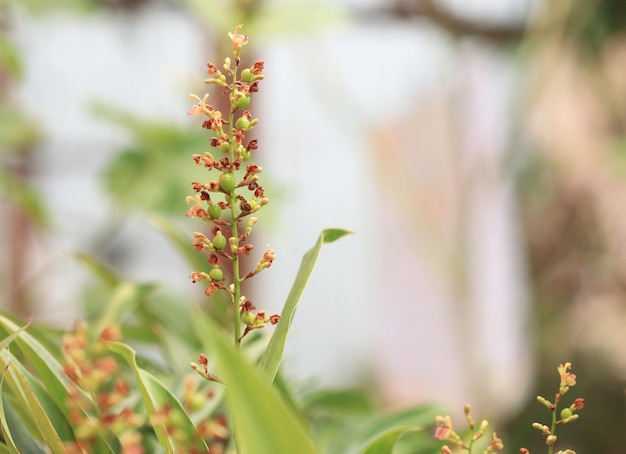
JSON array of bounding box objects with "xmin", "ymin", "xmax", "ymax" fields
[{"xmin": 2, "ymin": 0, "xmax": 626, "ymax": 451}]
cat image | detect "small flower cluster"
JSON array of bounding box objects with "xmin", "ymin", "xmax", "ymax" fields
[
  {"xmin": 186, "ymin": 24, "xmax": 279, "ymax": 345},
  {"xmin": 434, "ymin": 404, "xmax": 504, "ymax": 454},
  {"xmin": 61, "ymin": 322, "xmax": 145, "ymax": 453},
  {"xmin": 520, "ymin": 362, "xmax": 584, "ymax": 454}
]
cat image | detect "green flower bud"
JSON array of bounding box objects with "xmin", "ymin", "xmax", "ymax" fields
[
  {"xmin": 236, "ymin": 94, "xmax": 251, "ymax": 109},
  {"xmin": 241, "ymin": 311, "xmax": 255, "ymax": 325},
  {"xmin": 219, "ymin": 172, "xmax": 237, "ymax": 192},
  {"xmin": 241, "ymin": 150, "xmax": 251, "ymax": 161},
  {"xmin": 213, "ymin": 233, "xmax": 227, "ymax": 250},
  {"xmin": 236, "ymin": 116, "xmax": 250, "ymax": 130},
  {"xmin": 219, "ymin": 141, "xmax": 230, "ymax": 153},
  {"xmin": 208, "ymin": 203, "xmax": 222, "ymax": 219},
  {"xmin": 209, "ymin": 267, "xmax": 223, "ymax": 281},
  {"xmin": 560, "ymin": 408, "xmax": 573, "ymax": 420},
  {"xmin": 241, "ymin": 68, "xmax": 253, "ymax": 82}
]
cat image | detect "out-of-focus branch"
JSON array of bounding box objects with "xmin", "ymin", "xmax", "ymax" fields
[{"xmin": 359, "ymin": 0, "xmax": 527, "ymax": 43}]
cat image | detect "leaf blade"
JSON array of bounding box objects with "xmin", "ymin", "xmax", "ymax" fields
[
  {"xmin": 200, "ymin": 316, "xmax": 318, "ymax": 454},
  {"xmin": 258, "ymin": 228, "xmax": 352, "ymax": 381}
]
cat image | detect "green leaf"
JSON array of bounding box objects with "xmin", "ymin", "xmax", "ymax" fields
[
  {"xmin": 303, "ymin": 388, "xmax": 373, "ymax": 416},
  {"xmin": 0, "ymin": 319, "xmax": 31, "ymax": 350},
  {"xmin": 259, "ymin": 228, "xmax": 352, "ymax": 382},
  {"xmin": 9, "ymin": 359, "xmax": 74, "ymax": 442},
  {"xmin": 74, "ymin": 251, "xmax": 122, "ymax": 288},
  {"xmin": 0, "ymin": 375, "xmax": 21, "ymax": 454},
  {"xmin": 0, "ymin": 353, "xmax": 66, "ymax": 454},
  {"xmin": 0, "ymin": 390, "xmax": 47, "ymax": 454},
  {"xmin": 200, "ymin": 316, "xmax": 318, "ymax": 454},
  {"xmin": 0, "ymin": 38, "xmax": 24, "ymax": 80},
  {"xmin": 347, "ymin": 406, "xmax": 439, "ymax": 454},
  {"xmin": 92, "ymin": 281, "xmax": 156, "ymax": 336},
  {"xmin": 361, "ymin": 426, "xmax": 414, "ymax": 454},
  {"xmin": 107, "ymin": 342, "xmax": 208, "ymax": 454},
  {"xmin": 0, "ymin": 315, "xmax": 73, "ymax": 413}
]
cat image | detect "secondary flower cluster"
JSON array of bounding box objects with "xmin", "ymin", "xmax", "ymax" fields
[
  {"xmin": 186, "ymin": 25, "xmax": 279, "ymax": 343},
  {"xmin": 61, "ymin": 323, "xmax": 144, "ymax": 453},
  {"xmin": 520, "ymin": 362, "xmax": 584, "ymax": 454},
  {"xmin": 434, "ymin": 404, "xmax": 503, "ymax": 454},
  {"xmin": 433, "ymin": 362, "xmax": 584, "ymax": 454}
]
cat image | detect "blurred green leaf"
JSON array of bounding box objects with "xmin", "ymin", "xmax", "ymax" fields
[
  {"xmin": 14, "ymin": 0, "xmax": 97, "ymax": 14},
  {"xmin": 0, "ymin": 371, "xmax": 47, "ymax": 454},
  {"xmin": 0, "ymin": 107, "xmax": 40, "ymax": 152},
  {"xmin": 108, "ymin": 342, "xmax": 209, "ymax": 454},
  {"xmin": 74, "ymin": 252, "xmax": 122, "ymax": 288},
  {"xmin": 0, "ymin": 166, "xmax": 48, "ymax": 228},
  {"xmin": 0, "ymin": 315, "xmax": 73, "ymax": 413},
  {"xmin": 303, "ymin": 388, "xmax": 373, "ymax": 416},
  {"xmin": 92, "ymin": 281, "xmax": 157, "ymax": 337},
  {"xmin": 360, "ymin": 426, "xmax": 414, "ymax": 454},
  {"xmin": 182, "ymin": 0, "xmax": 347, "ymax": 40},
  {"xmin": 200, "ymin": 316, "xmax": 318, "ymax": 454},
  {"xmin": 9, "ymin": 359, "xmax": 74, "ymax": 442},
  {"xmin": 92, "ymin": 103, "xmax": 210, "ymax": 216},
  {"xmin": 327, "ymin": 406, "xmax": 440, "ymax": 454},
  {"xmin": 259, "ymin": 228, "xmax": 352, "ymax": 382},
  {"xmin": 0, "ymin": 38, "xmax": 23, "ymax": 80},
  {"xmin": 0, "ymin": 353, "xmax": 66, "ymax": 454},
  {"xmin": 0, "ymin": 319, "xmax": 30, "ymax": 350}
]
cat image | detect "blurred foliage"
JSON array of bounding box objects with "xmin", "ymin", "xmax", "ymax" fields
[
  {"xmin": 570, "ymin": 0, "xmax": 626, "ymax": 58},
  {"xmin": 92, "ymin": 103, "xmax": 212, "ymax": 217},
  {"xmin": 7, "ymin": 0, "xmax": 97, "ymax": 14},
  {"xmin": 183, "ymin": 0, "xmax": 347, "ymax": 41},
  {"xmin": 0, "ymin": 228, "xmax": 443, "ymax": 453}
]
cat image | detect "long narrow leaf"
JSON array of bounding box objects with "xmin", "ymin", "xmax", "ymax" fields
[
  {"xmin": 0, "ymin": 315, "xmax": 73, "ymax": 413},
  {"xmin": 258, "ymin": 228, "xmax": 352, "ymax": 381},
  {"xmin": 0, "ymin": 393, "xmax": 47, "ymax": 454},
  {"xmin": 200, "ymin": 316, "xmax": 318, "ymax": 454},
  {"xmin": 8, "ymin": 360, "xmax": 66, "ymax": 454},
  {"xmin": 0, "ymin": 319, "xmax": 31, "ymax": 350},
  {"xmin": 108, "ymin": 342, "xmax": 208, "ymax": 454}
]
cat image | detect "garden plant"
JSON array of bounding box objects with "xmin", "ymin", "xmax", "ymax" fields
[{"xmin": 0, "ymin": 25, "xmax": 585, "ymax": 454}]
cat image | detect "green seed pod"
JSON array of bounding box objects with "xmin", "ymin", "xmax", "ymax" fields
[
  {"xmin": 236, "ymin": 94, "xmax": 251, "ymax": 110},
  {"xmin": 219, "ymin": 172, "xmax": 237, "ymax": 192},
  {"xmin": 208, "ymin": 203, "xmax": 222, "ymax": 219},
  {"xmin": 213, "ymin": 233, "xmax": 227, "ymax": 250},
  {"xmin": 241, "ymin": 311, "xmax": 255, "ymax": 325},
  {"xmin": 560, "ymin": 408, "xmax": 573, "ymax": 420},
  {"xmin": 241, "ymin": 150, "xmax": 251, "ymax": 161},
  {"xmin": 209, "ymin": 267, "xmax": 223, "ymax": 281},
  {"xmin": 241, "ymin": 68, "xmax": 253, "ymax": 82},
  {"xmin": 219, "ymin": 141, "xmax": 230, "ymax": 153},
  {"xmin": 236, "ymin": 116, "xmax": 250, "ymax": 130}
]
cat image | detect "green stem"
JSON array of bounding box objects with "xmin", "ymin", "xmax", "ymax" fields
[
  {"xmin": 548, "ymin": 395, "xmax": 560, "ymax": 454},
  {"xmin": 228, "ymin": 61, "xmax": 241, "ymax": 348}
]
